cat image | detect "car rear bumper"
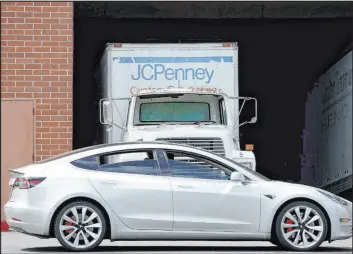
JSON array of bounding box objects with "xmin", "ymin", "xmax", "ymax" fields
[{"xmin": 4, "ymin": 201, "xmax": 51, "ymax": 236}]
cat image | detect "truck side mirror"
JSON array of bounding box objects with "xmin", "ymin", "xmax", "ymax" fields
[
  {"xmin": 249, "ymin": 117, "xmax": 257, "ymax": 124},
  {"xmin": 99, "ymin": 99, "xmax": 113, "ymax": 125}
]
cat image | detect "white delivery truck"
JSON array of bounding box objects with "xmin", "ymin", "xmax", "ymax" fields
[
  {"xmin": 97, "ymin": 43, "xmax": 258, "ymax": 170},
  {"xmin": 301, "ymin": 50, "xmax": 352, "ymax": 194}
]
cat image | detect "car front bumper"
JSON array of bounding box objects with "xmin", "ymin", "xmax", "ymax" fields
[{"xmin": 324, "ymin": 200, "xmax": 352, "ymax": 241}]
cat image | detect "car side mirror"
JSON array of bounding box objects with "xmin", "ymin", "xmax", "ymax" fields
[{"xmin": 230, "ymin": 172, "xmax": 246, "ymax": 182}]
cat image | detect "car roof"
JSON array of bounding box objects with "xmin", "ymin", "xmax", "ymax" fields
[{"xmin": 37, "ymin": 141, "xmax": 206, "ymax": 164}]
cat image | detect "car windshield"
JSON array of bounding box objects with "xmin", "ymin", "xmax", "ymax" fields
[{"xmin": 139, "ymin": 102, "xmax": 210, "ymax": 122}]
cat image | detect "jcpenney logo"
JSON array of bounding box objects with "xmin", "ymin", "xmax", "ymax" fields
[
  {"xmin": 131, "ymin": 64, "xmax": 214, "ymax": 84},
  {"xmin": 113, "ymin": 56, "xmax": 233, "ymax": 85}
]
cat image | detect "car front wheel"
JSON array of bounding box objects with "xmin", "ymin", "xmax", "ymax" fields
[
  {"xmin": 275, "ymin": 201, "xmax": 328, "ymax": 251},
  {"xmin": 54, "ymin": 201, "xmax": 106, "ymax": 252}
]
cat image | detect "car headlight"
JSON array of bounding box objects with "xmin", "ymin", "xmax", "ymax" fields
[{"xmin": 316, "ymin": 189, "xmax": 348, "ymax": 206}]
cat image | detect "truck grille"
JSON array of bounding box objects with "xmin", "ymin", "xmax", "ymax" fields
[{"xmin": 156, "ymin": 137, "xmax": 226, "ymax": 156}]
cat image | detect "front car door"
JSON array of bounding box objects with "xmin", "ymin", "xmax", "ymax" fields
[
  {"xmin": 157, "ymin": 149, "xmax": 261, "ymax": 233},
  {"xmin": 72, "ymin": 149, "xmax": 173, "ymax": 231}
]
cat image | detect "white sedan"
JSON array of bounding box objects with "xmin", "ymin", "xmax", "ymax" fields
[{"xmin": 5, "ymin": 142, "xmax": 352, "ymax": 252}]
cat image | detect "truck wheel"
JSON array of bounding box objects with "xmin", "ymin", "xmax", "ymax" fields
[
  {"xmin": 54, "ymin": 201, "xmax": 106, "ymax": 252},
  {"xmin": 274, "ymin": 201, "xmax": 327, "ymax": 251}
]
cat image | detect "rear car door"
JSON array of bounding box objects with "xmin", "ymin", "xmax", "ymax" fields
[
  {"xmin": 158, "ymin": 150, "xmax": 261, "ymax": 233},
  {"xmin": 72, "ymin": 149, "xmax": 173, "ymax": 231}
]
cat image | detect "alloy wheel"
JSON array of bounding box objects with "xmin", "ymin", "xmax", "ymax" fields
[
  {"xmin": 280, "ymin": 205, "xmax": 324, "ymax": 249},
  {"xmin": 58, "ymin": 205, "xmax": 103, "ymax": 249}
]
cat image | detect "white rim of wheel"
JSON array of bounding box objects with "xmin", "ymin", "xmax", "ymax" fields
[
  {"xmin": 280, "ymin": 205, "xmax": 324, "ymax": 249},
  {"xmin": 59, "ymin": 205, "xmax": 103, "ymax": 249}
]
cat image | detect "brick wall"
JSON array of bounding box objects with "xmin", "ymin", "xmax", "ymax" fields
[{"xmin": 1, "ymin": 2, "xmax": 73, "ymax": 161}]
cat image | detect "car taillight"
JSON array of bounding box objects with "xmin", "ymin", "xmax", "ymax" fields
[{"xmin": 14, "ymin": 177, "xmax": 46, "ymax": 189}]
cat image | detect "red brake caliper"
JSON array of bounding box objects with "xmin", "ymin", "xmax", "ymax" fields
[
  {"xmin": 65, "ymin": 216, "xmax": 75, "ymax": 233},
  {"xmin": 287, "ymin": 219, "xmax": 293, "ymax": 232}
]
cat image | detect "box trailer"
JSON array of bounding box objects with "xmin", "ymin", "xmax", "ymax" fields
[{"xmin": 301, "ymin": 50, "xmax": 352, "ymax": 194}]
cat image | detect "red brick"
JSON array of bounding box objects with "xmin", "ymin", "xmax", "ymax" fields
[
  {"xmin": 37, "ymin": 104, "xmax": 51, "ymax": 110},
  {"xmin": 25, "ymin": 18, "xmax": 42, "ymax": 24},
  {"xmin": 43, "ymin": 99, "xmax": 59, "ymax": 104},
  {"xmin": 42, "ymin": 41, "xmax": 59, "ymax": 47},
  {"xmin": 16, "ymin": 12, "xmax": 34, "ymax": 18},
  {"xmin": 37, "ymin": 150, "xmax": 51, "ymax": 156},
  {"xmin": 42, "ymin": 133, "xmax": 59, "ymax": 139},
  {"xmin": 37, "ymin": 139, "xmax": 50, "ymax": 144},
  {"xmin": 34, "ymin": 92, "xmax": 51, "ymax": 98},
  {"xmin": 1, "ymin": 81, "xmax": 16, "ymax": 86},
  {"xmin": 36, "ymin": 128, "xmax": 51, "ymax": 133},
  {"xmin": 34, "ymin": 12, "xmax": 51, "ymax": 18},
  {"xmin": 16, "ymin": 93, "xmax": 32, "ymax": 98},
  {"xmin": 25, "ymin": 6, "xmax": 43, "ymax": 12},
  {"xmin": 51, "ymin": 2, "xmax": 69, "ymax": 6},
  {"xmin": 34, "ymin": 2, "xmax": 50, "ymax": 7},
  {"xmin": 16, "ymin": 23, "xmax": 34, "ymax": 29},
  {"xmin": 36, "ymin": 116, "xmax": 51, "ymax": 121},
  {"xmin": 16, "ymin": 47, "xmax": 33, "ymax": 53},
  {"xmin": 6, "ymin": 6, "xmax": 25, "ymax": 12},
  {"xmin": 59, "ymin": 133, "xmax": 71, "ymax": 138},
  {"xmin": 25, "ymin": 76, "xmax": 42, "ymax": 81},
  {"xmin": 16, "ymin": 2, "xmax": 34, "ymax": 6},
  {"xmin": 42, "ymin": 144, "xmax": 59, "ymax": 150},
  {"xmin": 59, "ymin": 122, "xmax": 71, "ymax": 127},
  {"xmin": 16, "ymin": 70, "xmax": 33, "ymax": 75},
  {"xmin": 43, "ymin": 122, "xmax": 59, "ymax": 127},
  {"xmin": 1, "ymin": 93, "xmax": 16, "ymax": 98},
  {"xmin": 7, "ymin": 87, "xmax": 25, "ymax": 92},
  {"xmin": 51, "ymin": 116, "xmax": 67, "ymax": 121},
  {"xmin": 2, "ymin": 12, "xmax": 16, "ymax": 17},
  {"xmin": 33, "ymin": 81, "xmax": 50, "ymax": 87},
  {"xmin": 51, "ymin": 139, "xmax": 67, "ymax": 145},
  {"xmin": 16, "ymin": 81, "xmax": 33, "ymax": 86},
  {"xmin": 59, "ymin": 144, "xmax": 72, "ymax": 150},
  {"xmin": 33, "ymin": 70, "xmax": 50, "ymax": 75},
  {"xmin": 51, "ymin": 128, "xmax": 67, "ymax": 133},
  {"xmin": 51, "ymin": 104, "xmax": 67, "ymax": 110},
  {"xmin": 7, "ymin": 17, "xmax": 25, "ymax": 23},
  {"xmin": 8, "ymin": 41, "xmax": 25, "ymax": 47},
  {"xmin": 25, "ymin": 63, "xmax": 42, "ymax": 69},
  {"xmin": 42, "ymin": 87, "xmax": 59, "ymax": 93}
]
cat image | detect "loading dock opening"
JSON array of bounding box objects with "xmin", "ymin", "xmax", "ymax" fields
[{"xmin": 72, "ymin": 2, "xmax": 353, "ymax": 196}]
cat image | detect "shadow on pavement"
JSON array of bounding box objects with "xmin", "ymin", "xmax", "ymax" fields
[{"xmin": 22, "ymin": 246, "xmax": 353, "ymax": 252}]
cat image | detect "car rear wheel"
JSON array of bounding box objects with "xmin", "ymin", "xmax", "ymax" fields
[
  {"xmin": 54, "ymin": 201, "xmax": 106, "ymax": 252},
  {"xmin": 275, "ymin": 201, "xmax": 328, "ymax": 251}
]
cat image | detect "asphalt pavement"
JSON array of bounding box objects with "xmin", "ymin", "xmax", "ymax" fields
[{"xmin": 1, "ymin": 232, "xmax": 352, "ymax": 254}]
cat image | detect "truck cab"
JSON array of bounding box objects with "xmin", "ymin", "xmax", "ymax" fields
[{"xmin": 100, "ymin": 88, "xmax": 257, "ymax": 170}]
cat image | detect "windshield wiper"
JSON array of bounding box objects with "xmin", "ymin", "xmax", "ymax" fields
[{"xmin": 192, "ymin": 121, "xmax": 218, "ymax": 125}]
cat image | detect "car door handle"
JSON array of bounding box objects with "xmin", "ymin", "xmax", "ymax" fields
[
  {"xmin": 177, "ymin": 185, "xmax": 194, "ymax": 189},
  {"xmin": 100, "ymin": 181, "xmax": 116, "ymax": 186}
]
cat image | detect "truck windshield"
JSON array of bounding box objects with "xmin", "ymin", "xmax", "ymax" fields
[{"xmin": 139, "ymin": 102, "xmax": 210, "ymax": 122}]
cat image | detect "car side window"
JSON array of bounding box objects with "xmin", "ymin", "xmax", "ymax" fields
[
  {"xmin": 71, "ymin": 155, "xmax": 99, "ymax": 170},
  {"xmin": 71, "ymin": 150, "xmax": 159, "ymax": 176},
  {"xmin": 163, "ymin": 151, "xmax": 230, "ymax": 180}
]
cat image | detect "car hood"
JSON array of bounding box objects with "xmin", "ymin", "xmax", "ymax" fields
[{"xmin": 257, "ymin": 180, "xmax": 324, "ymax": 199}]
